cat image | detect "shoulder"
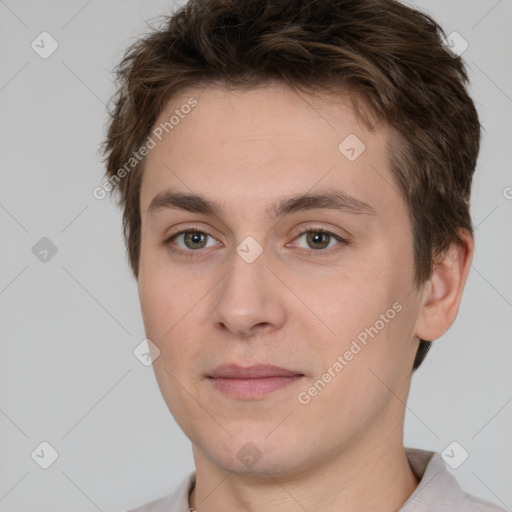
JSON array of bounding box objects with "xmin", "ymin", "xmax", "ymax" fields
[
  {"xmin": 455, "ymin": 489, "xmax": 507, "ymax": 512},
  {"xmin": 127, "ymin": 472, "xmax": 196, "ymax": 512}
]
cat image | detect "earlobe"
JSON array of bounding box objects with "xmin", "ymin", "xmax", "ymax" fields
[{"xmin": 414, "ymin": 230, "xmax": 474, "ymax": 342}]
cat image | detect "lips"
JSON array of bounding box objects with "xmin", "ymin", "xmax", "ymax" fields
[
  {"xmin": 208, "ymin": 364, "xmax": 303, "ymax": 379},
  {"xmin": 207, "ymin": 364, "xmax": 305, "ymax": 399}
]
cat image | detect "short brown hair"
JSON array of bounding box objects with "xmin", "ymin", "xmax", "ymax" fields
[{"xmin": 102, "ymin": 0, "xmax": 480, "ymax": 370}]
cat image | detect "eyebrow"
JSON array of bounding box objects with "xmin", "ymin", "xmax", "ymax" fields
[{"xmin": 146, "ymin": 188, "xmax": 377, "ymax": 219}]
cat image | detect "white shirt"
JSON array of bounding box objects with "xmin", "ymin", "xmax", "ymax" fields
[{"xmin": 128, "ymin": 448, "xmax": 506, "ymax": 511}]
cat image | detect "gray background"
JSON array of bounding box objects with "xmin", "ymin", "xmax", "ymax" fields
[{"xmin": 0, "ymin": 0, "xmax": 511, "ymax": 510}]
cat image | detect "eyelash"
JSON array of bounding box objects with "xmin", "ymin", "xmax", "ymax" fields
[{"xmin": 162, "ymin": 227, "xmax": 348, "ymax": 259}]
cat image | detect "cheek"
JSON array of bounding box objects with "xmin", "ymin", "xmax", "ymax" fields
[
  {"xmin": 138, "ymin": 254, "xmax": 182, "ymax": 349},
  {"xmin": 314, "ymin": 260, "xmax": 390, "ymax": 337},
  {"xmin": 138, "ymin": 258, "xmax": 207, "ymax": 373},
  {"xmin": 308, "ymin": 263, "xmax": 415, "ymax": 395},
  {"xmin": 301, "ymin": 306, "xmax": 413, "ymax": 436},
  {"xmin": 139, "ymin": 241, "xmax": 184, "ymax": 316}
]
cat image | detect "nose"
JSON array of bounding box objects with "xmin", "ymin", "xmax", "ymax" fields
[{"xmin": 210, "ymin": 248, "xmax": 287, "ymax": 339}]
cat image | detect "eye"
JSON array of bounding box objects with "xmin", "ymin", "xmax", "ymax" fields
[
  {"xmin": 167, "ymin": 229, "xmax": 218, "ymax": 251},
  {"xmin": 163, "ymin": 227, "xmax": 347, "ymax": 259},
  {"xmin": 292, "ymin": 229, "xmax": 346, "ymax": 251}
]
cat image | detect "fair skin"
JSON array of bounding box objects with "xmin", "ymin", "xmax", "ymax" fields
[{"xmin": 137, "ymin": 81, "xmax": 473, "ymax": 512}]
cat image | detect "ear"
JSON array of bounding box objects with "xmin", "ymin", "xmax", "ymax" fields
[{"xmin": 414, "ymin": 229, "xmax": 474, "ymax": 341}]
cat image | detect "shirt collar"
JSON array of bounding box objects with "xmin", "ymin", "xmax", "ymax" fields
[{"xmin": 132, "ymin": 448, "xmax": 499, "ymax": 512}]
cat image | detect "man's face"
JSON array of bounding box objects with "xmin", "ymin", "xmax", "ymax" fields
[{"xmin": 138, "ymin": 82, "xmax": 424, "ymax": 476}]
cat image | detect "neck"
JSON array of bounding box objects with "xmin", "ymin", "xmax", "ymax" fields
[{"xmin": 189, "ymin": 427, "xmax": 419, "ymax": 512}]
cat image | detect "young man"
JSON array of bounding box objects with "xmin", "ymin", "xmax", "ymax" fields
[{"xmin": 102, "ymin": 0, "xmax": 505, "ymax": 510}]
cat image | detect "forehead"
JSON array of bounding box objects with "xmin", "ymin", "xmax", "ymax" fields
[{"xmin": 140, "ymin": 82, "xmax": 401, "ymax": 220}]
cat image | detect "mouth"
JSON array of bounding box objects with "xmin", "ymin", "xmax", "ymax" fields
[{"xmin": 207, "ymin": 364, "xmax": 305, "ymax": 399}]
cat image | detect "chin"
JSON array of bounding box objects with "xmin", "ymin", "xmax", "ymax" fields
[{"xmin": 195, "ymin": 426, "xmax": 312, "ymax": 477}]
